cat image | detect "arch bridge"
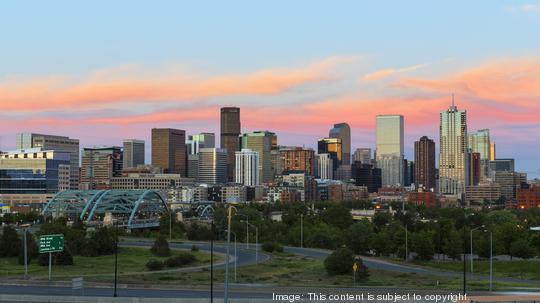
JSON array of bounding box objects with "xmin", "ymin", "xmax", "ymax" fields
[{"xmin": 42, "ymin": 190, "xmax": 168, "ymax": 229}]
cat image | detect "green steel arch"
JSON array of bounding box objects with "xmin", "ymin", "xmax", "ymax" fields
[{"xmin": 42, "ymin": 190, "xmax": 168, "ymax": 229}]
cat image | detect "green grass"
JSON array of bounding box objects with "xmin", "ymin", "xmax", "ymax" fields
[
  {"xmin": 0, "ymin": 247, "xmax": 218, "ymax": 280},
  {"xmin": 116, "ymin": 252, "xmax": 537, "ymax": 291},
  {"xmin": 410, "ymin": 259, "xmax": 540, "ymax": 280}
]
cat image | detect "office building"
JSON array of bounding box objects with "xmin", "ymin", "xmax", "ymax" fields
[
  {"xmin": 465, "ymin": 183, "xmax": 501, "ymax": 206},
  {"xmin": 517, "ymin": 185, "xmax": 540, "ymax": 209},
  {"xmin": 317, "ymin": 138, "xmax": 342, "ymax": 173},
  {"xmin": 198, "ymin": 148, "xmax": 227, "ymax": 184},
  {"xmin": 151, "ymin": 128, "xmax": 186, "ymax": 175},
  {"xmin": 187, "ymin": 154, "xmax": 199, "ymax": 179},
  {"xmin": 220, "ymin": 107, "xmax": 241, "ymax": 181},
  {"xmin": 468, "ymin": 129, "xmax": 491, "ymax": 181},
  {"xmin": 414, "ymin": 136, "xmax": 436, "ymax": 191},
  {"xmin": 467, "ymin": 151, "xmax": 481, "ymax": 186},
  {"xmin": 492, "ymin": 171, "xmax": 527, "ymax": 202},
  {"xmin": 0, "ymin": 148, "xmax": 70, "ymax": 209},
  {"xmin": 239, "ymin": 131, "xmax": 274, "ymax": 183},
  {"xmin": 376, "ymin": 115, "xmax": 404, "ymax": 186},
  {"xmin": 80, "ymin": 146, "xmax": 123, "ymax": 190},
  {"xmin": 186, "ymin": 133, "xmax": 215, "ymax": 155},
  {"xmin": 489, "ymin": 159, "xmax": 515, "ymax": 174},
  {"xmin": 16, "ymin": 133, "xmax": 80, "ymax": 190},
  {"xmin": 123, "ymin": 139, "xmax": 145, "ymax": 169},
  {"xmin": 490, "ymin": 142, "xmax": 496, "ymax": 161},
  {"xmin": 352, "ymin": 162, "xmax": 382, "ymax": 193},
  {"xmin": 111, "ymin": 173, "xmax": 194, "ymax": 190},
  {"xmin": 329, "ymin": 123, "xmax": 351, "ymax": 165},
  {"xmin": 353, "ymin": 148, "xmax": 371, "ymax": 165},
  {"xmin": 318, "ymin": 153, "xmax": 333, "ymax": 180},
  {"xmin": 280, "ymin": 147, "xmax": 315, "ymax": 176},
  {"xmin": 439, "ymin": 101, "xmax": 468, "ymax": 198},
  {"xmin": 235, "ymin": 149, "xmax": 260, "ymax": 186}
]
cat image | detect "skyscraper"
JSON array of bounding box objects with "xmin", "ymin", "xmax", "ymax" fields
[
  {"xmin": 375, "ymin": 115, "xmax": 404, "ymax": 186},
  {"xmin": 123, "ymin": 139, "xmax": 145, "ymax": 169},
  {"xmin": 151, "ymin": 128, "xmax": 186, "ymax": 175},
  {"xmin": 439, "ymin": 100, "xmax": 468, "ymax": 197},
  {"xmin": 414, "ymin": 136, "xmax": 436, "ymax": 191},
  {"xmin": 329, "ymin": 123, "xmax": 351, "ymax": 165},
  {"xmin": 186, "ymin": 133, "xmax": 215, "ymax": 155},
  {"xmin": 239, "ymin": 131, "xmax": 274, "ymax": 183},
  {"xmin": 16, "ymin": 133, "xmax": 80, "ymax": 190},
  {"xmin": 318, "ymin": 153, "xmax": 333, "ymax": 180},
  {"xmin": 235, "ymin": 149, "xmax": 260, "ymax": 186},
  {"xmin": 489, "ymin": 142, "xmax": 496, "ymax": 161},
  {"xmin": 80, "ymin": 146, "xmax": 123, "ymax": 190},
  {"xmin": 198, "ymin": 148, "xmax": 227, "ymax": 184},
  {"xmin": 280, "ymin": 147, "xmax": 315, "ymax": 176},
  {"xmin": 317, "ymin": 138, "xmax": 342, "ymax": 173},
  {"xmin": 353, "ymin": 148, "xmax": 372, "ymax": 164},
  {"xmin": 468, "ymin": 129, "xmax": 491, "ymax": 181},
  {"xmin": 220, "ymin": 107, "xmax": 241, "ymax": 181}
]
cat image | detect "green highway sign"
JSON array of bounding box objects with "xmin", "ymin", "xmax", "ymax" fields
[{"xmin": 39, "ymin": 234, "xmax": 64, "ymax": 253}]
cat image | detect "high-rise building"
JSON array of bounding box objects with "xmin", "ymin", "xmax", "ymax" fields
[
  {"xmin": 489, "ymin": 159, "xmax": 515, "ymax": 174},
  {"xmin": 80, "ymin": 146, "xmax": 123, "ymax": 190},
  {"xmin": 239, "ymin": 131, "xmax": 274, "ymax": 183},
  {"xmin": 353, "ymin": 148, "xmax": 372, "ymax": 165},
  {"xmin": 414, "ymin": 136, "xmax": 436, "ymax": 191},
  {"xmin": 0, "ymin": 148, "xmax": 70, "ymax": 210},
  {"xmin": 318, "ymin": 153, "xmax": 333, "ymax": 180},
  {"xmin": 151, "ymin": 128, "xmax": 186, "ymax": 175},
  {"xmin": 493, "ymin": 171, "xmax": 527, "ymax": 202},
  {"xmin": 16, "ymin": 133, "xmax": 80, "ymax": 190},
  {"xmin": 220, "ymin": 107, "xmax": 241, "ymax": 181},
  {"xmin": 467, "ymin": 151, "xmax": 481, "ymax": 186},
  {"xmin": 468, "ymin": 129, "xmax": 491, "ymax": 181},
  {"xmin": 235, "ymin": 149, "xmax": 259, "ymax": 186},
  {"xmin": 439, "ymin": 101, "xmax": 468, "ymax": 198},
  {"xmin": 376, "ymin": 115, "xmax": 404, "ymax": 186},
  {"xmin": 123, "ymin": 139, "xmax": 145, "ymax": 169},
  {"xmin": 186, "ymin": 133, "xmax": 215, "ymax": 155},
  {"xmin": 403, "ymin": 159, "xmax": 414, "ymax": 187},
  {"xmin": 198, "ymin": 148, "xmax": 227, "ymax": 184},
  {"xmin": 280, "ymin": 147, "xmax": 315, "ymax": 176},
  {"xmin": 317, "ymin": 138, "xmax": 342, "ymax": 173},
  {"xmin": 329, "ymin": 123, "xmax": 351, "ymax": 165},
  {"xmin": 489, "ymin": 142, "xmax": 496, "ymax": 161},
  {"xmin": 352, "ymin": 162, "xmax": 382, "ymax": 193}
]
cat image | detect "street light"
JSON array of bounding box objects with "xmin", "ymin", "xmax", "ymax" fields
[
  {"xmin": 236, "ymin": 214, "xmax": 249, "ymax": 249},
  {"xmin": 230, "ymin": 231, "xmax": 238, "ymax": 282},
  {"xmin": 243, "ymin": 221, "xmax": 259, "ymax": 265},
  {"xmin": 224, "ymin": 205, "xmax": 237, "ymax": 303},
  {"xmin": 113, "ymin": 218, "xmax": 119, "ymax": 298},
  {"xmin": 470, "ymin": 225, "xmax": 485, "ymax": 275},
  {"xmin": 397, "ymin": 224, "xmax": 408, "ymax": 261},
  {"xmin": 300, "ymin": 213, "xmax": 303, "ymax": 248}
]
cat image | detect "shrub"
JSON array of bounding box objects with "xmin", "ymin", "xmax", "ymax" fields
[
  {"xmin": 146, "ymin": 259, "xmax": 164, "ymax": 271},
  {"xmin": 324, "ymin": 247, "xmax": 354, "ymax": 275},
  {"xmin": 55, "ymin": 251, "xmax": 74, "ymax": 265},
  {"xmin": 80, "ymin": 238, "xmax": 99, "ymax": 257},
  {"xmin": 191, "ymin": 245, "xmax": 200, "ymax": 252},
  {"xmin": 91, "ymin": 227, "xmax": 116, "ymax": 256},
  {"xmin": 164, "ymin": 252, "xmax": 196, "ymax": 267},
  {"xmin": 150, "ymin": 235, "xmax": 171, "ymax": 257},
  {"xmin": 0, "ymin": 226, "xmax": 20, "ymax": 257},
  {"xmin": 262, "ymin": 241, "xmax": 283, "ymax": 253}
]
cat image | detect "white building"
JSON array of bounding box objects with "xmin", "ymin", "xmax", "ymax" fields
[
  {"xmin": 318, "ymin": 153, "xmax": 333, "ymax": 180},
  {"xmin": 376, "ymin": 115, "xmax": 404, "ymax": 186},
  {"xmin": 235, "ymin": 149, "xmax": 260, "ymax": 186}
]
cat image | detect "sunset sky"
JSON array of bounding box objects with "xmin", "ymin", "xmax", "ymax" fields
[{"xmin": 1, "ymin": 1, "xmax": 540, "ymax": 178}]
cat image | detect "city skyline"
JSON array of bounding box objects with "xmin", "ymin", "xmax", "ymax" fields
[{"xmin": 1, "ymin": 1, "xmax": 540, "ymax": 178}]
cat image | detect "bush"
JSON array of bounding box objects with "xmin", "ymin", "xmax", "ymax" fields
[
  {"xmin": 150, "ymin": 235, "xmax": 171, "ymax": 257},
  {"xmin": 191, "ymin": 245, "xmax": 200, "ymax": 252},
  {"xmin": 146, "ymin": 259, "xmax": 164, "ymax": 271},
  {"xmin": 80, "ymin": 238, "xmax": 99, "ymax": 257},
  {"xmin": 0, "ymin": 226, "xmax": 20, "ymax": 257},
  {"xmin": 91, "ymin": 227, "xmax": 116, "ymax": 256},
  {"xmin": 324, "ymin": 247, "xmax": 354, "ymax": 275},
  {"xmin": 164, "ymin": 252, "xmax": 196, "ymax": 267},
  {"xmin": 17, "ymin": 231, "xmax": 39, "ymax": 265},
  {"xmin": 262, "ymin": 241, "xmax": 283, "ymax": 253},
  {"xmin": 55, "ymin": 251, "xmax": 74, "ymax": 265}
]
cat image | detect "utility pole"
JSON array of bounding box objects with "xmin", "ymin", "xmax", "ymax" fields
[
  {"xmin": 489, "ymin": 231, "xmax": 493, "ymax": 292},
  {"xmin": 210, "ymin": 217, "xmax": 214, "ymax": 303},
  {"xmin": 23, "ymin": 229, "xmax": 28, "ymax": 279},
  {"xmin": 300, "ymin": 214, "xmax": 303, "ymax": 248},
  {"xmin": 114, "ymin": 219, "xmax": 118, "ymax": 297},
  {"xmin": 169, "ymin": 210, "xmax": 172, "ymax": 242},
  {"xmin": 224, "ymin": 205, "xmax": 235, "ymax": 303},
  {"xmin": 463, "ymin": 226, "xmax": 467, "ymax": 295}
]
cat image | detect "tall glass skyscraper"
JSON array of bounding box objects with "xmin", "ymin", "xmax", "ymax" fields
[
  {"xmin": 468, "ymin": 129, "xmax": 491, "ymax": 181},
  {"xmin": 375, "ymin": 115, "xmax": 404, "ymax": 186},
  {"xmin": 329, "ymin": 123, "xmax": 351, "ymax": 165},
  {"xmin": 439, "ymin": 102, "xmax": 468, "ymax": 198}
]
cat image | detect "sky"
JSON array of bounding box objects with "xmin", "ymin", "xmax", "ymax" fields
[{"xmin": 1, "ymin": 1, "xmax": 540, "ymax": 178}]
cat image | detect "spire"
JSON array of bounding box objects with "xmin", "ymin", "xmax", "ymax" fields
[{"xmin": 452, "ymin": 93, "xmax": 455, "ymax": 107}]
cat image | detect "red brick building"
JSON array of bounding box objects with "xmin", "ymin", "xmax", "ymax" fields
[
  {"xmin": 408, "ymin": 191, "xmax": 437, "ymax": 208},
  {"xmin": 516, "ymin": 186, "xmax": 540, "ymax": 209}
]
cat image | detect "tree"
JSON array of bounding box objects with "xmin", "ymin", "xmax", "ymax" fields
[
  {"xmin": 321, "ymin": 204, "xmax": 353, "ymax": 230},
  {"xmin": 324, "ymin": 247, "xmax": 354, "ymax": 275},
  {"xmin": 91, "ymin": 227, "xmax": 116, "ymax": 255},
  {"xmin": 150, "ymin": 235, "xmax": 171, "ymax": 257},
  {"xmin": 372, "ymin": 212, "xmax": 392, "ymax": 232},
  {"xmin": 371, "ymin": 228, "xmax": 394, "ymax": 256},
  {"xmin": 159, "ymin": 211, "xmax": 185, "ymax": 239},
  {"xmin": 18, "ymin": 231, "xmax": 38, "ymax": 265},
  {"xmin": 494, "ymin": 222, "xmax": 523, "ymax": 259},
  {"xmin": 0, "ymin": 226, "xmax": 20, "ymax": 257},
  {"xmin": 346, "ymin": 220, "xmax": 373, "ymax": 254},
  {"xmin": 509, "ymin": 238, "xmax": 535, "ymax": 259},
  {"xmin": 305, "ymin": 223, "xmax": 344, "ymax": 249},
  {"xmin": 412, "ymin": 231, "xmax": 435, "ymax": 261},
  {"xmin": 442, "ymin": 228, "xmax": 462, "ymax": 260}
]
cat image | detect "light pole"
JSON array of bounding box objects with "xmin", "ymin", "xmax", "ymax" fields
[
  {"xmin": 489, "ymin": 230, "xmax": 493, "ymax": 292},
  {"xmin": 470, "ymin": 225, "xmax": 485, "ymax": 275},
  {"xmin": 245, "ymin": 221, "xmax": 259, "ymax": 265},
  {"xmin": 300, "ymin": 213, "xmax": 303, "ymax": 248},
  {"xmin": 113, "ymin": 218, "xmax": 119, "ymax": 298},
  {"xmin": 224, "ymin": 205, "xmax": 237, "ymax": 303},
  {"xmin": 398, "ymin": 224, "xmax": 408, "ymax": 261},
  {"xmin": 23, "ymin": 228, "xmax": 28, "ymax": 279},
  {"xmin": 230, "ymin": 231, "xmax": 237, "ymax": 282},
  {"xmin": 237, "ymin": 214, "xmax": 249, "ymax": 249},
  {"xmin": 169, "ymin": 210, "xmax": 173, "ymax": 242}
]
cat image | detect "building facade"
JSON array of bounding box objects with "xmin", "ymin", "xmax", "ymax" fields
[
  {"xmin": 220, "ymin": 107, "xmax": 241, "ymax": 181},
  {"xmin": 151, "ymin": 128, "xmax": 186, "ymax": 175},
  {"xmin": 16, "ymin": 133, "xmax": 80, "ymax": 190},
  {"xmin": 80, "ymin": 146, "xmax": 123, "ymax": 190},
  {"xmin": 414, "ymin": 136, "xmax": 436, "ymax": 191},
  {"xmin": 317, "ymin": 138, "xmax": 342, "ymax": 173},
  {"xmin": 318, "ymin": 153, "xmax": 333, "ymax": 180},
  {"xmin": 280, "ymin": 147, "xmax": 315, "ymax": 176},
  {"xmin": 235, "ymin": 149, "xmax": 260, "ymax": 186},
  {"xmin": 123, "ymin": 139, "xmax": 145, "ymax": 169},
  {"xmin": 376, "ymin": 115, "xmax": 404, "ymax": 186},
  {"xmin": 353, "ymin": 148, "xmax": 371, "ymax": 165},
  {"xmin": 439, "ymin": 103, "xmax": 468, "ymax": 198},
  {"xmin": 198, "ymin": 148, "xmax": 227, "ymax": 184},
  {"xmin": 329, "ymin": 123, "xmax": 351, "ymax": 165},
  {"xmin": 239, "ymin": 131, "xmax": 274, "ymax": 183}
]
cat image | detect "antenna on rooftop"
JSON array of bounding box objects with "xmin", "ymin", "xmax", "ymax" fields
[{"xmin": 452, "ymin": 93, "xmax": 455, "ymax": 107}]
